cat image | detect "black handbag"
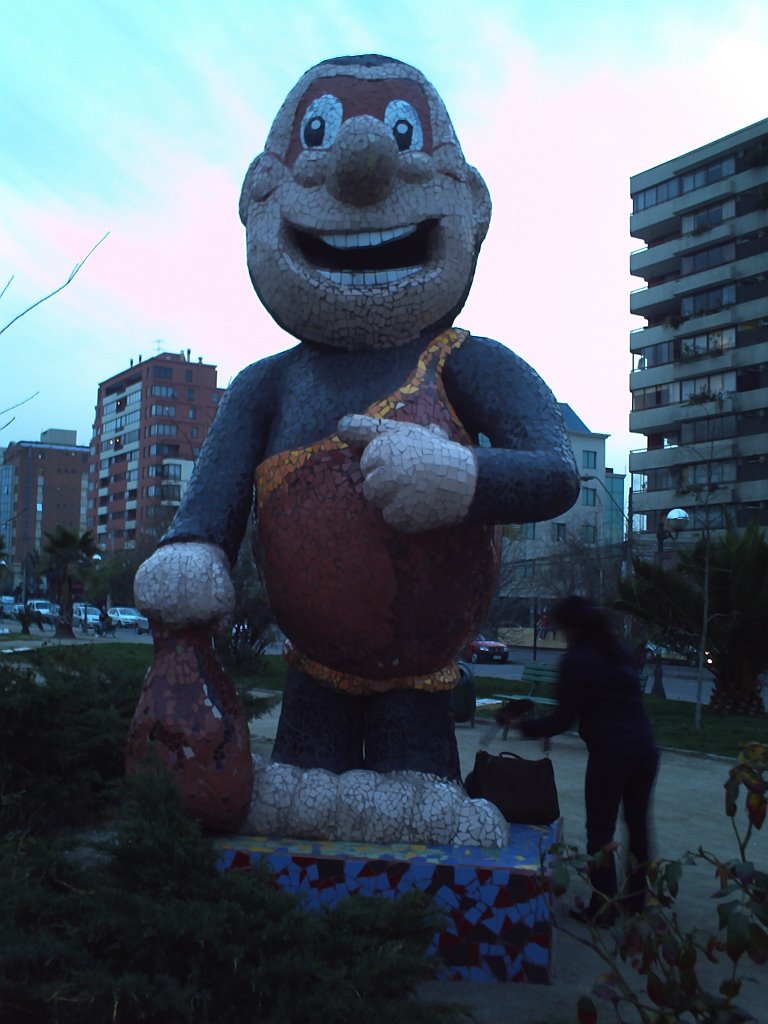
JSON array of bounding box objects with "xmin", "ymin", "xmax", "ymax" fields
[{"xmin": 465, "ymin": 750, "xmax": 560, "ymax": 825}]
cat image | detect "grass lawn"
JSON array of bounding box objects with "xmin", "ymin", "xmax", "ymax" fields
[{"xmin": 472, "ymin": 673, "xmax": 764, "ymax": 758}]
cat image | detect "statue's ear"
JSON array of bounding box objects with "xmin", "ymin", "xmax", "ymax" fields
[
  {"xmin": 239, "ymin": 155, "xmax": 262, "ymax": 225},
  {"xmin": 467, "ymin": 165, "xmax": 492, "ymax": 247}
]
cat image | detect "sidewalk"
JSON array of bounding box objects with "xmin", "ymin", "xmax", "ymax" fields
[{"xmin": 250, "ymin": 703, "xmax": 766, "ymax": 1023}]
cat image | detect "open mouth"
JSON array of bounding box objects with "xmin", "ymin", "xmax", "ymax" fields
[{"xmin": 290, "ymin": 220, "xmax": 435, "ymax": 285}]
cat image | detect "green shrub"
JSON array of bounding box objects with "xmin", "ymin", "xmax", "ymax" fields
[{"xmin": 0, "ymin": 769, "xmax": 467, "ymax": 1024}]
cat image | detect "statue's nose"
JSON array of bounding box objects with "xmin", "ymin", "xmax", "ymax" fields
[{"xmin": 325, "ymin": 116, "xmax": 399, "ymax": 207}]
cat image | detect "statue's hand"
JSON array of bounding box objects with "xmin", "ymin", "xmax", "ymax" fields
[
  {"xmin": 134, "ymin": 541, "xmax": 235, "ymax": 630},
  {"xmin": 337, "ymin": 414, "xmax": 478, "ymax": 532}
]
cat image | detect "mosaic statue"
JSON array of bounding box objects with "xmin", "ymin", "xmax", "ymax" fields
[{"xmin": 131, "ymin": 55, "xmax": 579, "ymax": 845}]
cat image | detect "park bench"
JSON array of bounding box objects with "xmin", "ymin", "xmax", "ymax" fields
[{"xmin": 492, "ymin": 661, "xmax": 559, "ymax": 738}]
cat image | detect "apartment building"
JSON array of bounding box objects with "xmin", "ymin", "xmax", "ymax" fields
[
  {"xmin": 498, "ymin": 405, "xmax": 626, "ymax": 619},
  {"xmin": 0, "ymin": 429, "xmax": 89, "ymax": 584},
  {"xmin": 88, "ymin": 351, "xmax": 222, "ymax": 552},
  {"xmin": 629, "ymin": 118, "xmax": 768, "ymax": 547}
]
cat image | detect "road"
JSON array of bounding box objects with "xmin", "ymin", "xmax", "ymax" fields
[
  {"xmin": 0, "ymin": 621, "xmax": 713, "ymax": 703},
  {"xmin": 469, "ymin": 646, "xmax": 714, "ymax": 704}
]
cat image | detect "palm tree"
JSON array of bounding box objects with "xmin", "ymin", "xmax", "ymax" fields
[
  {"xmin": 41, "ymin": 527, "xmax": 100, "ymax": 638},
  {"xmin": 617, "ymin": 523, "xmax": 768, "ymax": 716}
]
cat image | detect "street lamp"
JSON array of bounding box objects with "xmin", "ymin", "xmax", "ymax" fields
[
  {"xmin": 79, "ymin": 552, "xmax": 103, "ymax": 634},
  {"xmin": 580, "ymin": 474, "xmax": 632, "ymax": 568},
  {"xmin": 650, "ymin": 508, "xmax": 690, "ymax": 699},
  {"xmin": 656, "ymin": 507, "xmax": 689, "ymax": 558}
]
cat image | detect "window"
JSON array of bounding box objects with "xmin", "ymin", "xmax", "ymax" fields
[
  {"xmin": 151, "ymin": 385, "xmax": 176, "ymax": 398},
  {"xmin": 678, "ymin": 327, "xmax": 735, "ymax": 361},
  {"xmin": 187, "ymin": 388, "xmax": 195, "ymax": 400},
  {"xmin": 150, "ymin": 404, "xmax": 176, "ymax": 417},
  {"xmin": 185, "ymin": 370, "xmax": 193, "ymax": 382},
  {"xmin": 582, "ymin": 488, "xmax": 597, "ymax": 507},
  {"xmin": 188, "ymin": 407, "xmax": 197, "ymax": 419},
  {"xmin": 148, "ymin": 423, "xmax": 178, "ymax": 437},
  {"xmin": 582, "ymin": 524, "xmax": 597, "ymax": 544},
  {"xmin": 632, "ymin": 381, "xmax": 681, "ymax": 411},
  {"xmin": 681, "ymin": 242, "xmax": 735, "ymax": 276},
  {"xmin": 680, "ymin": 414, "xmax": 736, "ymax": 445},
  {"xmin": 680, "ymin": 370, "xmax": 736, "ymax": 402},
  {"xmin": 582, "ymin": 450, "xmax": 597, "ymax": 470},
  {"xmin": 153, "ymin": 366, "xmax": 173, "ymax": 379},
  {"xmin": 680, "ymin": 284, "xmax": 736, "ymax": 317},
  {"xmin": 555, "ymin": 523, "xmax": 567, "ymax": 542}
]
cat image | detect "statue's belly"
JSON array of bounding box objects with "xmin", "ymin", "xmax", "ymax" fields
[{"xmin": 256, "ymin": 442, "xmax": 500, "ymax": 681}]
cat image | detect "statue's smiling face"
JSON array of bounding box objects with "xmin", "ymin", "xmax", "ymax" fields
[{"xmin": 239, "ymin": 58, "xmax": 491, "ymax": 350}]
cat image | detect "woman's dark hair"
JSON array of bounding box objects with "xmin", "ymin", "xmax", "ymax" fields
[{"xmin": 550, "ymin": 595, "xmax": 626, "ymax": 661}]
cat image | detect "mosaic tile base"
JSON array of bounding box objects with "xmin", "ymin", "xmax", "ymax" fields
[{"xmin": 215, "ymin": 821, "xmax": 561, "ymax": 983}]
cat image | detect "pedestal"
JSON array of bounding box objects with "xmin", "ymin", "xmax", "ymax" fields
[{"xmin": 215, "ymin": 820, "xmax": 561, "ymax": 983}]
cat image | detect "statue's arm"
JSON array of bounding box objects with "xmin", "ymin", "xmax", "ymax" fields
[{"xmin": 444, "ymin": 335, "xmax": 580, "ymax": 524}]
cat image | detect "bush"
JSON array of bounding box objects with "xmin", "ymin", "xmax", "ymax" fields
[
  {"xmin": 553, "ymin": 741, "xmax": 767, "ymax": 1023},
  {"xmin": 0, "ymin": 769, "xmax": 466, "ymax": 1024}
]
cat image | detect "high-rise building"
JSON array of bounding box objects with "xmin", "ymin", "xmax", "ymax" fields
[
  {"xmin": 629, "ymin": 118, "xmax": 768, "ymax": 549},
  {"xmin": 88, "ymin": 351, "xmax": 222, "ymax": 552},
  {"xmin": 0, "ymin": 429, "xmax": 89, "ymax": 587}
]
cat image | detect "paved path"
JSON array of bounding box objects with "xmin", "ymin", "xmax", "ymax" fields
[{"xmin": 251, "ymin": 701, "xmax": 766, "ymax": 1023}]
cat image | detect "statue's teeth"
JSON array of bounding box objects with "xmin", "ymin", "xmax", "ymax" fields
[
  {"xmin": 318, "ymin": 267, "xmax": 419, "ymax": 286},
  {"xmin": 317, "ymin": 224, "xmax": 417, "ymax": 249}
]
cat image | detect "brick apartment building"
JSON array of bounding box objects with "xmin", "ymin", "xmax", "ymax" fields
[
  {"xmin": 0, "ymin": 429, "xmax": 89, "ymax": 587},
  {"xmin": 88, "ymin": 350, "xmax": 222, "ymax": 552}
]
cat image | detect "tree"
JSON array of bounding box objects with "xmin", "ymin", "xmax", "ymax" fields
[
  {"xmin": 1, "ymin": 236, "xmax": 108, "ymax": 434},
  {"xmin": 617, "ymin": 523, "xmax": 768, "ymax": 716},
  {"xmin": 41, "ymin": 527, "xmax": 100, "ymax": 638}
]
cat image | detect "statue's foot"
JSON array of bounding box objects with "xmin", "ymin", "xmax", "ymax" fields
[{"xmin": 241, "ymin": 756, "xmax": 507, "ymax": 847}]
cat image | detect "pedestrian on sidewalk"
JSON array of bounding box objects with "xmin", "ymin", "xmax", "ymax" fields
[{"xmin": 508, "ymin": 595, "xmax": 659, "ymax": 924}]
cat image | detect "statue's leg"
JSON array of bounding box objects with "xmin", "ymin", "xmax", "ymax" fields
[
  {"xmin": 363, "ymin": 689, "xmax": 461, "ymax": 783},
  {"xmin": 272, "ymin": 666, "xmax": 365, "ymax": 773},
  {"xmin": 248, "ymin": 679, "xmax": 506, "ymax": 845}
]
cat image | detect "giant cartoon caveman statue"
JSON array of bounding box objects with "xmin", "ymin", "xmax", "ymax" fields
[{"xmin": 133, "ymin": 55, "xmax": 579, "ymax": 847}]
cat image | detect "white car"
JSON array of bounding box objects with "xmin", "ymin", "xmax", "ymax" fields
[
  {"xmin": 107, "ymin": 606, "xmax": 150, "ymax": 634},
  {"xmin": 26, "ymin": 598, "xmax": 57, "ymax": 623},
  {"xmin": 72, "ymin": 604, "xmax": 102, "ymax": 630}
]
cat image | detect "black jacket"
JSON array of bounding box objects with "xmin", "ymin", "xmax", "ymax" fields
[{"xmin": 519, "ymin": 639, "xmax": 657, "ymax": 756}]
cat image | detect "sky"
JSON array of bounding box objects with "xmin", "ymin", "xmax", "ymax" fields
[{"xmin": 2, "ymin": 0, "xmax": 767, "ymax": 477}]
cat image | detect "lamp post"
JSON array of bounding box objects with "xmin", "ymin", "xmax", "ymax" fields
[
  {"xmin": 651, "ymin": 509, "xmax": 690, "ymax": 698},
  {"xmin": 80, "ymin": 552, "xmax": 102, "ymax": 634},
  {"xmin": 580, "ymin": 474, "xmax": 632, "ymax": 577}
]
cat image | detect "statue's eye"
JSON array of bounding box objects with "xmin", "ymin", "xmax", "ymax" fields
[
  {"xmin": 300, "ymin": 95, "xmax": 342, "ymax": 149},
  {"xmin": 384, "ymin": 100, "xmax": 423, "ymax": 152}
]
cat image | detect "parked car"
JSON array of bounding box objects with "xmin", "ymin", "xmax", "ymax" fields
[
  {"xmin": 10, "ymin": 602, "xmax": 26, "ymax": 619},
  {"xmin": 645, "ymin": 641, "xmax": 712, "ymax": 667},
  {"xmin": 26, "ymin": 599, "xmax": 57, "ymax": 624},
  {"xmin": 72, "ymin": 603, "xmax": 102, "ymax": 631},
  {"xmin": 107, "ymin": 607, "xmax": 150, "ymax": 634},
  {"xmin": 462, "ymin": 635, "xmax": 509, "ymax": 664}
]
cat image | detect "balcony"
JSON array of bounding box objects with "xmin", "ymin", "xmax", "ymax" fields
[{"xmin": 629, "ymin": 439, "xmax": 736, "ymax": 474}]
